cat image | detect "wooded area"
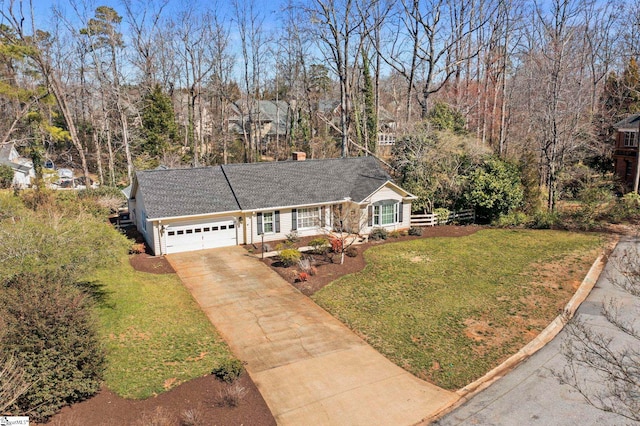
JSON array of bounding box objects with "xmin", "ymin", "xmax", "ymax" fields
[{"xmin": 1, "ymin": 0, "xmax": 639, "ymax": 212}]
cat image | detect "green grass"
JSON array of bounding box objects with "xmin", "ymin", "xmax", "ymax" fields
[
  {"xmin": 91, "ymin": 258, "xmax": 235, "ymax": 399},
  {"xmin": 312, "ymin": 229, "xmax": 604, "ymax": 390}
]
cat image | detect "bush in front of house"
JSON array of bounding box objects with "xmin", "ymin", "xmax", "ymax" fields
[
  {"xmin": 408, "ymin": 226, "xmax": 423, "ymax": 236},
  {"xmin": 309, "ymin": 237, "xmax": 330, "ymax": 254},
  {"xmin": 279, "ymin": 248, "xmax": 302, "ymax": 267},
  {"xmin": 0, "ymin": 273, "xmax": 105, "ymax": 422},
  {"xmin": 345, "ymin": 246, "xmax": 358, "ymax": 257},
  {"xmin": 369, "ymin": 228, "xmax": 388, "ymax": 241}
]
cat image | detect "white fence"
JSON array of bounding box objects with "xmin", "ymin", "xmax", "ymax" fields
[{"xmin": 410, "ymin": 209, "xmax": 475, "ymax": 227}]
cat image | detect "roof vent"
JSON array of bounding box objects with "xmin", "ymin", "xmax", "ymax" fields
[{"xmin": 292, "ymin": 151, "xmax": 306, "ymax": 161}]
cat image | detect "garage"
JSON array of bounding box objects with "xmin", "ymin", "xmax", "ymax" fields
[{"xmin": 165, "ymin": 217, "xmax": 237, "ymax": 254}]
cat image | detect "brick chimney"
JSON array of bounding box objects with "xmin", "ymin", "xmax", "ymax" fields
[{"xmin": 292, "ymin": 151, "xmax": 306, "ymax": 161}]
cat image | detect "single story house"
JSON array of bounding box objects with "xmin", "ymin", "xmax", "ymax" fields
[
  {"xmin": 128, "ymin": 156, "xmax": 416, "ymax": 255},
  {"xmin": 0, "ymin": 143, "xmax": 35, "ymax": 188}
]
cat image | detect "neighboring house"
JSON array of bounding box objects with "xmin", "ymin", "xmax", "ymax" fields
[
  {"xmin": 317, "ymin": 99, "xmax": 397, "ymax": 148},
  {"xmin": 128, "ymin": 155, "xmax": 416, "ymax": 255},
  {"xmin": 0, "ymin": 143, "xmax": 35, "ymax": 188},
  {"xmin": 613, "ymin": 114, "xmax": 640, "ymax": 188},
  {"xmin": 229, "ymin": 100, "xmax": 291, "ymax": 150}
]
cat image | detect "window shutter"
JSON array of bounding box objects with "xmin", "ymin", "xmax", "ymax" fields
[
  {"xmin": 291, "ymin": 209, "xmax": 297, "ymax": 230},
  {"xmin": 398, "ymin": 202, "xmax": 403, "ymax": 223},
  {"xmin": 367, "ymin": 205, "xmax": 373, "ymax": 227},
  {"xmin": 275, "ymin": 210, "xmax": 280, "ymax": 233},
  {"xmin": 321, "ymin": 206, "xmax": 326, "ymax": 227},
  {"xmin": 257, "ymin": 212, "xmax": 263, "ymax": 235}
]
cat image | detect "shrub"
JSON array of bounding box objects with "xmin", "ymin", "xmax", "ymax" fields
[
  {"xmin": 433, "ymin": 207, "xmax": 450, "ymax": 224},
  {"xmin": 0, "ymin": 274, "xmax": 104, "ymax": 422},
  {"xmin": 493, "ymin": 211, "xmax": 530, "ymax": 228},
  {"xmin": 309, "ymin": 237, "xmax": 330, "ymax": 254},
  {"xmin": 408, "ymin": 226, "xmax": 423, "ymax": 236},
  {"xmin": 345, "ymin": 246, "xmax": 358, "ymax": 257},
  {"xmin": 298, "ymin": 272, "xmax": 309, "ymax": 282},
  {"xmin": 130, "ymin": 242, "xmax": 146, "ymax": 254},
  {"xmin": 330, "ymin": 238, "xmax": 343, "ymax": 253},
  {"xmin": 369, "ymin": 228, "xmax": 388, "ymax": 241},
  {"xmin": 388, "ymin": 230, "xmax": 405, "ymax": 238},
  {"xmin": 211, "ymin": 358, "xmax": 243, "ymax": 383},
  {"xmin": 465, "ymin": 156, "xmax": 524, "ymax": 223},
  {"xmin": 0, "ymin": 164, "xmax": 13, "ymax": 189},
  {"xmin": 216, "ymin": 383, "xmax": 248, "ymax": 408},
  {"xmin": 279, "ymin": 248, "xmax": 302, "ymax": 267},
  {"xmin": 180, "ymin": 408, "xmax": 204, "ymax": 426},
  {"xmin": 530, "ymin": 210, "xmax": 559, "ymax": 229},
  {"xmin": 298, "ymin": 257, "xmax": 312, "ymax": 273},
  {"xmin": 285, "ymin": 231, "xmax": 300, "ymax": 243}
]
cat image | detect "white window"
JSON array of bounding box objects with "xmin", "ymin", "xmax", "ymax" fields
[
  {"xmin": 624, "ymin": 132, "xmax": 638, "ymax": 147},
  {"xmin": 373, "ymin": 202, "xmax": 398, "ymax": 226},
  {"xmin": 263, "ymin": 211, "xmax": 274, "ymax": 233},
  {"xmin": 297, "ymin": 208, "xmax": 319, "ymax": 229}
]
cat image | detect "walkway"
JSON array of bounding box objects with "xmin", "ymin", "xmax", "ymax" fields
[
  {"xmin": 436, "ymin": 238, "xmax": 639, "ymax": 425},
  {"xmin": 168, "ymin": 247, "xmax": 457, "ymax": 426}
]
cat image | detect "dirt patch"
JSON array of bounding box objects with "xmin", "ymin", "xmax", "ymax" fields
[
  {"xmin": 129, "ymin": 253, "xmax": 175, "ymax": 274},
  {"xmin": 259, "ymin": 225, "xmax": 481, "ymax": 296},
  {"xmin": 462, "ymin": 236, "xmax": 617, "ymax": 357},
  {"xmin": 44, "ymin": 373, "xmax": 275, "ymax": 426}
]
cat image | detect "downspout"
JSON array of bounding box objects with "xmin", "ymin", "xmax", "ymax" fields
[{"xmin": 157, "ymin": 220, "xmax": 163, "ymax": 256}]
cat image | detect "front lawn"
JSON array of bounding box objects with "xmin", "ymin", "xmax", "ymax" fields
[
  {"xmin": 91, "ymin": 258, "xmax": 235, "ymax": 399},
  {"xmin": 312, "ymin": 229, "xmax": 605, "ymax": 390}
]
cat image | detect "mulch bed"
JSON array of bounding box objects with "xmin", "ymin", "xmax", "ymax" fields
[
  {"xmin": 45, "ymin": 373, "xmax": 275, "ymax": 426},
  {"xmin": 258, "ymin": 225, "xmax": 481, "ymax": 296},
  {"xmin": 129, "ymin": 253, "xmax": 175, "ymax": 274}
]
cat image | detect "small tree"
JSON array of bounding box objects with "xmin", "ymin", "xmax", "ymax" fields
[
  {"xmin": 328, "ymin": 203, "xmax": 368, "ymax": 265},
  {"xmin": 556, "ymin": 244, "xmax": 640, "ymax": 422},
  {"xmin": 0, "ymin": 164, "xmax": 13, "ymax": 188}
]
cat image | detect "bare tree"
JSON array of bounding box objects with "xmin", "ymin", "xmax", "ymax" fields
[
  {"xmin": 0, "ymin": 354, "xmax": 30, "ymax": 413},
  {"xmin": 557, "ymin": 242, "xmax": 640, "ymax": 422},
  {"xmin": 303, "ymin": 0, "xmax": 369, "ymax": 157}
]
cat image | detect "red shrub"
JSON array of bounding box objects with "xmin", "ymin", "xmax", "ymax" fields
[
  {"xmin": 298, "ymin": 272, "xmax": 309, "ymax": 282},
  {"xmin": 330, "ymin": 238, "xmax": 343, "ymax": 253}
]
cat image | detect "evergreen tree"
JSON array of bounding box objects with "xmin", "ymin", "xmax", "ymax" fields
[
  {"xmin": 362, "ymin": 53, "xmax": 377, "ymax": 154},
  {"xmin": 140, "ymin": 85, "xmax": 178, "ymax": 161}
]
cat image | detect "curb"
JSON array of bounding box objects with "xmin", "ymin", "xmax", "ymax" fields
[{"xmin": 419, "ymin": 236, "xmax": 618, "ymax": 425}]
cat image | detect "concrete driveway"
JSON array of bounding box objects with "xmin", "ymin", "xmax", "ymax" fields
[
  {"xmin": 435, "ymin": 238, "xmax": 639, "ymax": 426},
  {"xmin": 168, "ymin": 246, "xmax": 457, "ymax": 425}
]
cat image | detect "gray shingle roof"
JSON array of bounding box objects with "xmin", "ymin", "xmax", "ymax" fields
[
  {"xmin": 614, "ymin": 114, "xmax": 640, "ymax": 130},
  {"xmin": 135, "ymin": 167, "xmax": 241, "ymax": 219},
  {"xmin": 134, "ymin": 157, "xmax": 392, "ymax": 219}
]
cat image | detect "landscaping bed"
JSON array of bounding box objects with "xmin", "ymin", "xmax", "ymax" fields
[{"xmin": 46, "ymin": 373, "xmax": 275, "ymax": 426}]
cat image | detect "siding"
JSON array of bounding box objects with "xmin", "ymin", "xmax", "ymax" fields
[{"xmin": 249, "ymin": 207, "xmax": 332, "ymax": 244}]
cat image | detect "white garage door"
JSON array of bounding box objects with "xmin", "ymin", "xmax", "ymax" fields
[{"xmin": 165, "ymin": 217, "xmax": 237, "ymax": 254}]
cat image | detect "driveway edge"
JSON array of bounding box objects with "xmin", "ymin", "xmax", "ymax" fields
[{"xmin": 419, "ymin": 236, "xmax": 618, "ymax": 425}]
